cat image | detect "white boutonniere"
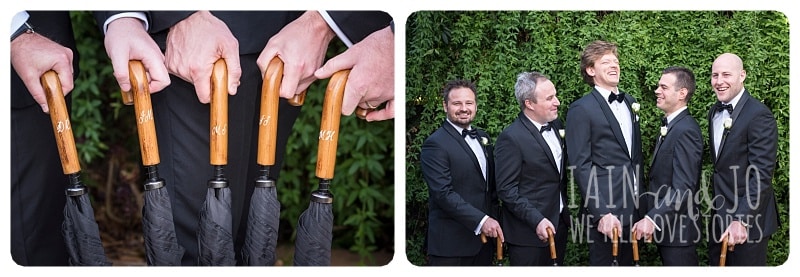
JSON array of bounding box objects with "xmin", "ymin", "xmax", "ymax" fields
[
  {"xmin": 480, "ymin": 136, "xmax": 489, "ymax": 146},
  {"xmin": 631, "ymin": 102, "xmax": 640, "ymax": 122},
  {"xmin": 559, "ymin": 129, "xmax": 565, "ymax": 139},
  {"xmin": 723, "ymin": 118, "xmax": 732, "ymax": 130},
  {"xmin": 660, "ymin": 126, "xmax": 668, "ymax": 137}
]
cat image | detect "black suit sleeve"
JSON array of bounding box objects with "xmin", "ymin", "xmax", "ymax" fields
[
  {"xmin": 421, "ymin": 136, "xmax": 486, "ymax": 231},
  {"xmin": 738, "ymin": 109, "xmax": 778, "ymax": 216},
  {"xmin": 324, "ymin": 11, "xmax": 393, "ymax": 44}
]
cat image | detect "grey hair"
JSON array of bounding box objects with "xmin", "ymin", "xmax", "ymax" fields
[{"xmin": 514, "ymin": 71, "xmax": 548, "ymax": 109}]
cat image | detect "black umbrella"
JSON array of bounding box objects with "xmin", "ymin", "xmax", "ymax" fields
[
  {"xmin": 126, "ymin": 60, "xmax": 185, "ymax": 265},
  {"xmin": 41, "ymin": 70, "xmax": 111, "ymax": 266},
  {"xmin": 294, "ymin": 70, "xmax": 351, "ymax": 266},
  {"xmin": 242, "ymin": 57, "xmax": 284, "ymax": 266},
  {"xmin": 198, "ymin": 59, "xmax": 235, "ymax": 266}
]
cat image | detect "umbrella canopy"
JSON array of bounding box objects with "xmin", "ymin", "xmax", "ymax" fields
[
  {"xmin": 198, "ymin": 59, "xmax": 235, "ymax": 266},
  {"xmin": 294, "ymin": 70, "xmax": 350, "ymax": 266},
  {"xmin": 42, "ymin": 70, "xmax": 110, "ymax": 266},
  {"xmin": 127, "ymin": 60, "xmax": 184, "ymax": 266},
  {"xmin": 242, "ymin": 57, "xmax": 284, "ymax": 266}
]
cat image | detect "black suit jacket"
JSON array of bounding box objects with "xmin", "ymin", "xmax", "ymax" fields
[
  {"xmin": 707, "ymin": 90, "xmax": 779, "ymax": 241},
  {"xmin": 495, "ymin": 113, "xmax": 569, "ymax": 247},
  {"xmin": 645, "ymin": 109, "xmax": 702, "ymax": 246},
  {"xmin": 566, "ymin": 88, "xmax": 644, "ymax": 227},
  {"xmin": 325, "ymin": 11, "xmax": 392, "ymax": 44},
  {"xmin": 421, "ymin": 121, "xmax": 496, "ymax": 257}
]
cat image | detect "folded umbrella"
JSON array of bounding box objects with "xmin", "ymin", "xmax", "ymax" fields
[
  {"xmin": 42, "ymin": 70, "xmax": 111, "ymax": 266},
  {"xmin": 124, "ymin": 60, "xmax": 185, "ymax": 266},
  {"xmin": 242, "ymin": 57, "xmax": 284, "ymax": 266},
  {"xmin": 293, "ymin": 70, "xmax": 350, "ymax": 266},
  {"xmin": 198, "ymin": 59, "xmax": 235, "ymax": 266}
]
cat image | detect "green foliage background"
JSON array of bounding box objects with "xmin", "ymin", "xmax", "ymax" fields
[
  {"xmin": 67, "ymin": 11, "xmax": 394, "ymax": 264},
  {"xmin": 405, "ymin": 11, "xmax": 789, "ymax": 266}
]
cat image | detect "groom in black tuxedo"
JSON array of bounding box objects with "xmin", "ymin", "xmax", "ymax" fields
[
  {"xmin": 631, "ymin": 66, "xmax": 702, "ymax": 266},
  {"xmin": 706, "ymin": 53, "xmax": 779, "ymax": 266},
  {"xmin": 421, "ymin": 79, "xmax": 503, "ymax": 266},
  {"xmin": 566, "ymin": 40, "xmax": 644, "ymax": 266},
  {"xmin": 495, "ymin": 71, "xmax": 570, "ymax": 266}
]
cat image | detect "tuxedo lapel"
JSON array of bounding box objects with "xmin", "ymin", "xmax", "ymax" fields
[
  {"xmin": 650, "ymin": 110, "xmax": 688, "ymax": 168},
  {"xmin": 519, "ymin": 114, "xmax": 559, "ymax": 173},
  {"xmin": 443, "ymin": 122, "xmax": 484, "ymax": 178},
  {"xmin": 591, "ymin": 90, "xmax": 631, "ymax": 158}
]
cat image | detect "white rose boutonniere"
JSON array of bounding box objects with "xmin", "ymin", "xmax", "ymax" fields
[
  {"xmin": 631, "ymin": 102, "xmax": 640, "ymax": 122},
  {"xmin": 660, "ymin": 126, "xmax": 668, "ymax": 137},
  {"xmin": 480, "ymin": 136, "xmax": 489, "ymax": 146},
  {"xmin": 723, "ymin": 118, "xmax": 732, "ymax": 130},
  {"xmin": 559, "ymin": 129, "xmax": 565, "ymax": 139}
]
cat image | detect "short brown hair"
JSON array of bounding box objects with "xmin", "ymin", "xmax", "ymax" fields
[{"xmin": 580, "ymin": 40, "xmax": 618, "ymax": 86}]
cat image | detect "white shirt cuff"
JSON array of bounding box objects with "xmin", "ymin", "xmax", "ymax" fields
[
  {"xmin": 103, "ymin": 12, "xmax": 148, "ymax": 35},
  {"xmin": 645, "ymin": 215, "xmax": 661, "ymax": 232},
  {"xmin": 474, "ymin": 215, "xmax": 489, "ymax": 235}
]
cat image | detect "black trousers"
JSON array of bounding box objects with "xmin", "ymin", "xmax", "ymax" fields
[
  {"xmin": 427, "ymin": 239, "xmax": 494, "ymax": 266},
  {"xmin": 11, "ymin": 101, "xmax": 71, "ymax": 266},
  {"xmin": 151, "ymin": 54, "xmax": 301, "ymax": 265},
  {"xmin": 507, "ymin": 219, "xmax": 569, "ymax": 266},
  {"xmin": 708, "ymin": 235, "xmax": 770, "ymax": 266},
  {"xmin": 657, "ymin": 244, "xmax": 698, "ymax": 266},
  {"xmin": 588, "ymin": 225, "xmax": 634, "ymax": 266}
]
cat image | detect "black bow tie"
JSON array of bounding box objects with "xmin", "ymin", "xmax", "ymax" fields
[
  {"xmin": 462, "ymin": 128, "xmax": 478, "ymax": 139},
  {"xmin": 661, "ymin": 117, "xmax": 668, "ymax": 127},
  {"xmin": 715, "ymin": 102, "xmax": 733, "ymax": 114},
  {"xmin": 539, "ymin": 124, "xmax": 552, "ymax": 133},
  {"xmin": 607, "ymin": 92, "xmax": 625, "ymax": 103}
]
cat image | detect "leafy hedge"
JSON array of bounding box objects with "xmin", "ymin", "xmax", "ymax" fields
[
  {"xmin": 68, "ymin": 11, "xmax": 394, "ymax": 264},
  {"xmin": 405, "ymin": 10, "xmax": 789, "ymax": 266}
]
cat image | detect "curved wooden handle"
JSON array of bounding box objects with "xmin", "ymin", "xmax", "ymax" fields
[
  {"xmin": 42, "ymin": 71, "xmax": 81, "ymax": 174},
  {"xmin": 288, "ymin": 89, "xmax": 306, "ymax": 106},
  {"xmin": 547, "ymin": 227, "xmax": 557, "ymax": 260},
  {"xmin": 612, "ymin": 227, "xmax": 619, "ymax": 257},
  {"xmin": 480, "ymin": 234, "xmax": 487, "ymax": 244},
  {"xmin": 355, "ymin": 107, "xmax": 370, "ymax": 120},
  {"xmin": 495, "ymin": 236, "xmax": 503, "ymax": 260},
  {"xmin": 632, "ymin": 230, "xmax": 639, "ymax": 262},
  {"xmin": 210, "ymin": 59, "xmax": 228, "ymax": 166},
  {"xmin": 719, "ymin": 235, "xmax": 728, "ymax": 266},
  {"xmin": 258, "ymin": 57, "xmax": 282, "ymax": 166},
  {"xmin": 129, "ymin": 60, "xmax": 160, "ymax": 166},
  {"xmin": 316, "ymin": 70, "xmax": 350, "ymax": 179}
]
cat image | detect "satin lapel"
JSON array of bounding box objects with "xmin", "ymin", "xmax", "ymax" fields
[
  {"xmin": 718, "ymin": 91, "xmax": 750, "ymax": 161},
  {"xmin": 623, "ymin": 93, "xmax": 640, "ymax": 162},
  {"xmin": 708, "ymin": 102, "xmax": 718, "ymax": 164},
  {"xmin": 443, "ymin": 121, "xmax": 483, "ymax": 175},
  {"xmin": 650, "ymin": 110, "xmax": 688, "ymax": 169},
  {"xmin": 519, "ymin": 114, "xmax": 559, "ymax": 173},
  {"xmin": 591, "ymin": 90, "xmax": 631, "ymax": 158}
]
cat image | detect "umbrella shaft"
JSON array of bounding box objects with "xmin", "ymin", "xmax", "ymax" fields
[
  {"xmin": 254, "ymin": 165, "xmax": 275, "ymax": 188},
  {"xmin": 311, "ymin": 179, "xmax": 333, "ymax": 204},
  {"xmin": 65, "ymin": 172, "xmax": 87, "ymax": 196},
  {"xmin": 208, "ymin": 165, "xmax": 229, "ymax": 189}
]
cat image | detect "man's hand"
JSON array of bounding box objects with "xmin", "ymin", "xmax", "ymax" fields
[{"xmin": 11, "ymin": 32, "xmax": 74, "ymax": 113}]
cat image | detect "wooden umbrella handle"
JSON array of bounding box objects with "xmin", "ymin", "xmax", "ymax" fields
[
  {"xmin": 547, "ymin": 227, "xmax": 557, "ymax": 260},
  {"xmin": 316, "ymin": 70, "xmax": 350, "ymax": 179},
  {"xmin": 41, "ymin": 70, "xmax": 80, "ymax": 174},
  {"xmin": 719, "ymin": 235, "xmax": 728, "ymax": 266},
  {"xmin": 210, "ymin": 59, "xmax": 228, "ymax": 166},
  {"xmin": 257, "ymin": 57, "xmax": 282, "ymax": 166},
  {"xmin": 480, "ymin": 234, "xmax": 487, "ymax": 244},
  {"xmin": 612, "ymin": 227, "xmax": 619, "ymax": 257},
  {"xmin": 632, "ymin": 230, "xmax": 640, "ymax": 262},
  {"xmin": 288, "ymin": 89, "xmax": 306, "ymax": 106},
  {"xmin": 495, "ymin": 236, "xmax": 503, "ymax": 260},
  {"xmin": 129, "ymin": 60, "xmax": 160, "ymax": 166}
]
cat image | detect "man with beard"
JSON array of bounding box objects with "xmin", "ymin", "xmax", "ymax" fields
[{"xmin": 420, "ymin": 79, "xmax": 503, "ymax": 266}]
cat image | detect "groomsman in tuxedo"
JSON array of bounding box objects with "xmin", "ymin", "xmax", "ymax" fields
[
  {"xmin": 706, "ymin": 53, "xmax": 779, "ymax": 266},
  {"xmin": 495, "ymin": 71, "xmax": 570, "ymax": 266},
  {"xmin": 566, "ymin": 40, "xmax": 644, "ymax": 266},
  {"xmin": 631, "ymin": 66, "xmax": 702, "ymax": 266},
  {"xmin": 421, "ymin": 79, "xmax": 503, "ymax": 266}
]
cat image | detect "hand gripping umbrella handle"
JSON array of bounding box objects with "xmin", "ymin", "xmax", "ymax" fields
[
  {"xmin": 258, "ymin": 57, "xmax": 282, "ymax": 166},
  {"xmin": 210, "ymin": 59, "xmax": 228, "ymax": 166},
  {"xmin": 128, "ymin": 60, "xmax": 160, "ymax": 166},
  {"xmin": 316, "ymin": 70, "xmax": 350, "ymax": 179},
  {"xmin": 632, "ymin": 230, "xmax": 639, "ymax": 263},
  {"xmin": 41, "ymin": 70, "xmax": 80, "ymax": 174},
  {"xmin": 612, "ymin": 227, "xmax": 619, "ymax": 257},
  {"xmin": 547, "ymin": 227, "xmax": 557, "ymax": 260}
]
